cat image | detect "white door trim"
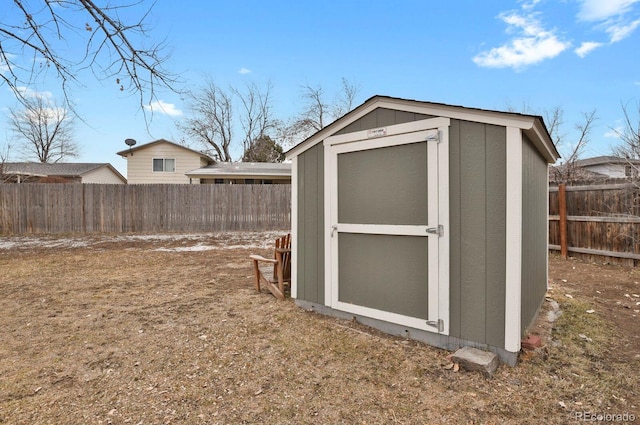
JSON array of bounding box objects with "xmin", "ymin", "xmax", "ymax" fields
[
  {"xmin": 290, "ymin": 156, "xmax": 298, "ymax": 299},
  {"xmin": 325, "ymin": 117, "xmax": 450, "ymax": 147},
  {"xmin": 324, "ymin": 120, "xmax": 450, "ymax": 334},
  {"xmin": 504, "ymin": 126, "xmax": 523, "ymax": 352}
]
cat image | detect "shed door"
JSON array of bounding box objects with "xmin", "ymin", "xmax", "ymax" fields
[{"xmin": 324, "ymin": 119, "xmax": 450, "ymax": 334}]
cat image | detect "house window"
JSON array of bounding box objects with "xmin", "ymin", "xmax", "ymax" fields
[
  {"xmin": 245, "ymin": 179, "xmax": 255, "ymax": 184},
  {"xmin": 153, "ymin": 158, "xmax": 175, "ymax": 172},
  {"xmin": 214, "ymin": 178, "xmax": 224, "ymax": 184}
]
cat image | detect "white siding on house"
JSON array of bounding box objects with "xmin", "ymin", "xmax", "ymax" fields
[
  {"xmin": 586, "ymin": 163, "xmax": 626, "ymax": 178},
  {"xmin": 82, "ymin": 166, "xmax": 126, "ymax": 184},
  {"xmin": 124, "ymin": 143, "xmax": 209, "ymax": 184}
]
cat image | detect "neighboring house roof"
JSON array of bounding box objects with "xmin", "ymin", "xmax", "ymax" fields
[
  {"xmin": 549, "ymin": 164, "xmax": 608, "ymax": 181},
  {"xmin": 550, "ymin": 155, "xmax": 640, "ymax": 183},
  {"xmin": 185, "ymin": 162, "xmax": 291, "ymax": 179},
  {"xmin": 286, "ymin": 95, "xmax": 559, "ymax": 163},
  {"xmin": 570, "ymin": 155, "xmax": 640, "ymax": 167},
  {"xmin": 116, "ymin": 139, "xmax": 213, "ymax": 161},
  {"xmin": 2, "ymin": 162, "xmax": 126, "ymax": 183}
]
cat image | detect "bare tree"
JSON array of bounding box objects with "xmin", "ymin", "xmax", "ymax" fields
[
  {"xmin": 179, "ymin": 81, "xmax": 233, "ymax": 162},
  {"xmin": 0, "ymin": 143, "xmax": 10, "ymax": 183},
  {"xmin": 8, "ymin": 95, "xmax": 79, "ymax": 163},
  {"xmin": 332, "ymin": 77, "xmax": 360, "ymax": 118},
  {"xmin": 0, "ymin": 0, "xmax": 176, "ymax": 112},
  {"xmin": 281, "ymin": 78, "xmax": 360, "ymax": 146},
  {"xmin": 548, "ymin": 108, "xmax": 598, "ymax": 183},
  {"xmin": 178, "ymin": 80, "xmax": 276, "ymax": 162},
  {"xmin": 611, "ymin": 100, "xmax": 640, "ymax": 159},
  {"xmin": 544, "ymin": 106, "xmax": 564, "ymax": 147},
  {"xmin": 232, "ymin": 81, "xmax": 276, "ymax": 155}
]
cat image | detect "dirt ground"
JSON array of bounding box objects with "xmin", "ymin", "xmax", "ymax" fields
[{"xmin": 0, "ymin": 232, "xmax": 638, "ymax": 424}]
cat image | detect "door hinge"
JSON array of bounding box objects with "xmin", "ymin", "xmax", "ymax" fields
[
  {"xmin": 426, "ymin": 225, "xmax": 444, "ymax": 237},
  {"xmin": 426, "ymin": 319, "xmax": 444, "ymax": 332}
]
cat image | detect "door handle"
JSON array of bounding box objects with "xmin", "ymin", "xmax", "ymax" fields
[{"xmin": 331, "ymin": 225, "xmax": 338, "ymax": 237}]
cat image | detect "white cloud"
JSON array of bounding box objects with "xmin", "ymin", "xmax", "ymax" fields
[
  {"xmin": 0, "ymin": 52, "xmax": 16, "ymax": 73},
  {"xmin": 521, "ymin": 0, "xmax": 542, "ymax": 10},
  {"xmin": 144, "ymin": 100, "xmax": 183, "ymax": 117},
  {"xmin": 575, "ymin": 41, "xmax": 604, "ymax": 57},
  {"xmin": 473, "ymin": 12, "xmax": 571, "ymax": 70},
  {"xmin": 15, "ymin": 86, "xmax": 54, "ymax": 100},
  {"xmin": 17, "ymin": 105, "xmax": 69, "ymax": 122},
  {"xmin": 606, "ymin": 19, "xmax": 640, "ymax": 41},
  {"xmin": 238, "ymin": 68, "xmax": 251, "ymax": 75},
  {"xmin": 604, "ymin": 127, "xmax": 623, "ymax": 138},
  {"xmin": 577, "ymin": 0, "xmax": 640, "ymax": 43},
  {"xmin": 577, "ymin": 0, "xmax": 639, "ymax": 21}
]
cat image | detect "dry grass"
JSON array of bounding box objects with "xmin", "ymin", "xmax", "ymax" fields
[{"xmin": 0, "ymin": 234, "xmax": 638, "ymax": 424}]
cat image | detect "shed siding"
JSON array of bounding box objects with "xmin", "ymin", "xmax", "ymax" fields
[
  {"xmin": 449, "ymin": 120, "xmax": 506, "ymax": 346},
  {"xmin": 521, "ymin": 134, "xmax": 548, "ymax": 332},
  {"xmin": 296, "ymin": 143, "xmax": 324, "ymax": 304},
  {"xmin": 296, "ymin": 114, "xmax": 511, "ymax": 349},
  {"xmin": 335, "ymin": 108, "xmax": 431, "ymax": 135}
]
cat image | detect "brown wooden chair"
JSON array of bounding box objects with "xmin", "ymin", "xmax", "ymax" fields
[{"xmin": 250, "ymin": 234, "xmax": 291, "ymax": 300}]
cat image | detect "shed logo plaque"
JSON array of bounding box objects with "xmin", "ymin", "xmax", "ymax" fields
[{"xmin": 367, "ymin": 127, "xmax": 387, "ymax": 138}]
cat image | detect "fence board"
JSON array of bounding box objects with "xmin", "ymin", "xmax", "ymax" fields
[
  {"xmin": 549, "ymin": 182, "xmax": 640, "ymax": 265},
  {"xmin": 0, "ymin": 184, "xmax": 291, "ymax": 234}
]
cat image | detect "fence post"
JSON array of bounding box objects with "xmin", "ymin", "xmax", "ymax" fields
[{"xmin": 558, "ymin": 183, "xmax": 568, "ymax": 259}]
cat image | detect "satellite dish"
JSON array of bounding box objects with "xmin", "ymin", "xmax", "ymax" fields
[{"xmin": 125, "ymin": 138, "xmax": 137, "ymax": 147}]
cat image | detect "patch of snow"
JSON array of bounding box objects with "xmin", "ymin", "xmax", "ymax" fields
[
  {"xmin": 0, "ymin": 237, "xmax": 91, "ymax": 250},
  {"xmin": 0, "ymin": 231, "xmax": 288, "ymax": 251},
  {"xmin": 153, "ymin": 245, "xmax": 216, "ymax": 252}
]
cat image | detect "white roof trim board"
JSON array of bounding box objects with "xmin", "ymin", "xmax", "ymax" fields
[
  {"xmin": 185, "ymin": 162, "xmax": 291, "ymax": 179},
  {"xmin": 116, "ymin": 139, "xmax": 213, "ymax": 161},
  {"xmin": 285, "ymin": 95, "xmax": 559, "ymax": 163}
]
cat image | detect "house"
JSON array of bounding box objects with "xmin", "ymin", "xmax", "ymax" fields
[
  {"xmin": 554, "ymin": 155, "xmax": 640, "ymax": 180},
  {"xmin": 1, "ymin": 162, "xmax": 126, "ymax": 184},
  {"xmin": 117, "ymin": 139, "xmax": 213, "ymax": 184},
  {"xmin": 285, "ymin": 95, "xmax": 559, "ymax": 366},
  {"xmin": 185, "ymin": 162, "xmax": 291, "ymax": 184},
  {"xmin": 118, "ymin": 139, "xmax": 291, "ymax": 184}
]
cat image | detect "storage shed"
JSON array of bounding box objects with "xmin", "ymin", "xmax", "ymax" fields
[{"xmin": 285, "ymin": 96, "xmax": 559, "ymax": 365}]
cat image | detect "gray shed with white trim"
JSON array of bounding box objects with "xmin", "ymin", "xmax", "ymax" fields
[{"xmin": 285, "ymin": 96, "xmax": 559, "ymax": 365}]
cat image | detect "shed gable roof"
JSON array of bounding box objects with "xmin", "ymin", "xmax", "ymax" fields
[{"xmin": 285, "ymin": 95, "xmax": 559, "ymax": 163}]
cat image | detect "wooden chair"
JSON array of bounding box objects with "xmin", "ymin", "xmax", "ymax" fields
[{"xmin": 250, "ymin": 234, "xmax": 291, "ymax": 300}]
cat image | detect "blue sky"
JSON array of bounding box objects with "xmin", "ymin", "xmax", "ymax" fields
[{"xmin": 2, "ymin": 0, "xmax": 640, "ymax": 177}]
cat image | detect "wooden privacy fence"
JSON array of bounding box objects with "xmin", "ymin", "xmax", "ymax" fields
[
  {"xmin": 0, "ymin": 184, "xmax": 291, "ymax": 234},
  {"xmin": 549, "ymin": 182, "xmax": 640, "ymax": 265}
]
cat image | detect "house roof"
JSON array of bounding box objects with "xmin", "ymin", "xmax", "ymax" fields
[
  {"xmin": 570, "ymin": 155, "xmax": 640, "ymax": 167},
  {"xmin": 2, "ymin": 162, "xmax": 126, "ymax": 182},
  {"xmin": 116, "ymin": 139, "xmax": 213, "ymax": 161},
  {"xmin": 185, "ymin": 162, "xmax": 291, "ymax": 179},
  {"xmin": 285, "ymin": 95, "xmax": 559, "ymax": 163}
]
